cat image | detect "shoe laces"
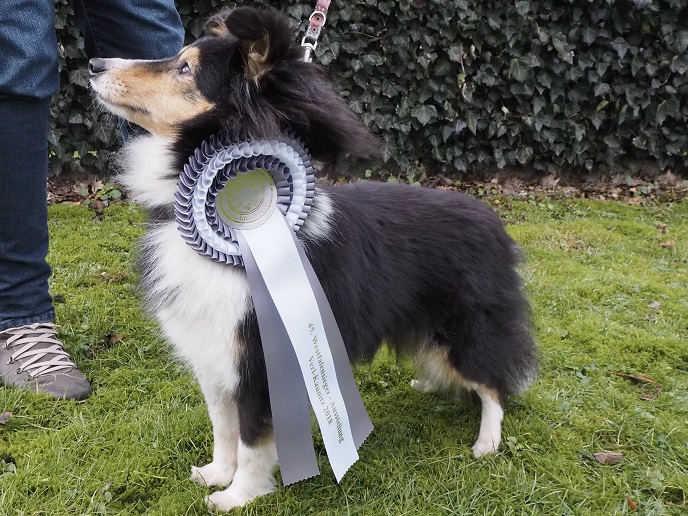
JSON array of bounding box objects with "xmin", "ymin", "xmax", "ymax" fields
[{"xmin": 1, "ymin": 323, "xmax": 75, "ymax": 379}]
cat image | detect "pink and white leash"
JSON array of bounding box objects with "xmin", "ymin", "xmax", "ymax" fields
[{"xmin": 301, "ymin": 0, "xmax": 331, "ymax": 62}]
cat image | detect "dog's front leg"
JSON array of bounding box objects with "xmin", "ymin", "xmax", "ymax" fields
[
  {"xmin": 190, "ymin": 378, "xmax": 240, "ymax": 488},
  {"xmin": 204, "ymin": 342, "xmax": 278, "ymax": 512},
  {"xmin": 205, "ymin": 434, "xmax": 278, "ymax": 512}
]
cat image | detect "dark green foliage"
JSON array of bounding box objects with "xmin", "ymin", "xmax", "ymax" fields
[{"xmin": 53, "ymin": 0, "xmax": 687, "ymax": 176}]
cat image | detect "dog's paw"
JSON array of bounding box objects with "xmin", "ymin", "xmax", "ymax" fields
[
  {"xmin": 205, "ymin": 491, "xmax": 244, "ymax": 513},
  {"xmin": 205, "ymin": 482, "xmax": 274, "ymax": 513},
  {"xmin": 190, "ymin": 462, "xmax": 236, "ymax": 487},
  {"xmin": 471, "ymin": 438, "xmax": 499, "ymax": 458}
]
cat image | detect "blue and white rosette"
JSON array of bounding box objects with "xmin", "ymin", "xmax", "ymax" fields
[{"xmin": 174, "ymin": 132, "xmax": 373, "ymax": 485}]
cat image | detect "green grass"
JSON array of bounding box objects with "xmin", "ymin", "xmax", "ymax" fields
[{"xmin": 1, "ymin": 198, "xmax": 687, "ymax": 515}]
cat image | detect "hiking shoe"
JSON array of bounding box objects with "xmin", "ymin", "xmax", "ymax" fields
[{"xmin": 0, "ymin": 323, "xmax": 92, "ymax": 400}]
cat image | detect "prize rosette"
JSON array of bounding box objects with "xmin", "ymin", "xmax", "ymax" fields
[
  {"xmin": 174, "ymin": 132, "xmax": 315, "ymax": 266},
  {"xmin": 174, "ymin": 132, "xmax": 373, "ymax": 485}
]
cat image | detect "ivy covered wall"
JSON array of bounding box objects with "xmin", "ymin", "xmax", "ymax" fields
[{"xmin": 53, "ymin": 0, "xmax": 687, "ymax": 177}]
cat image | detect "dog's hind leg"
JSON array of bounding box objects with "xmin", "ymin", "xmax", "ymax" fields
[
  {"xmin": 190, "ymin": 380, "xmax": 239, "ymax": 487},
  {"xmin": 470, "ymin": 384, "xmax": 504, "ymax": 457},
  {"xmin": 414, "ymin": 345, "xmax": 505, "ymax": 457}
]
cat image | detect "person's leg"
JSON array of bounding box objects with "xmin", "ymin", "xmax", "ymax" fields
[
  {"xmin": 70, "ymin": 0, "xmax": 184, "ymax": 60},
  {"xmin": 0, "ymin": 0, "xmax": 91, "ymax": 399},
  {"xmin": 70, "ymin": 0, "xmax": 184, "ymax": 139}
]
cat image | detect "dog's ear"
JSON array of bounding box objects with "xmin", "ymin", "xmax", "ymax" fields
[
  {"xmin": 204, "ymin": 8, "xmax": 232, "ymax": 37},
  {"xmin": 207, "ymin": 7, "xmax": 294, "ymax": 83}
]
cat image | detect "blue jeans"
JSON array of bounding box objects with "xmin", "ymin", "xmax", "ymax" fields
[{"xmin": 0, "ymin": 0, "xmax": 184, "ymax": 331}]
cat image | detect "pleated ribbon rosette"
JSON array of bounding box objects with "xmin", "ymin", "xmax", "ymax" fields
[{"xmin": 174, "ymin": 132, "xmax": 373, "ymax": 484}]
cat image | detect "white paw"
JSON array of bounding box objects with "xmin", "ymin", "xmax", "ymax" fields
[
  {"xmin": 205, "ymin": 482, "xmax": 274, "ymax": 513},
  {"xmin": 472, "ymin": 438, "xmax": 499, "ymax": 458},
  {"xmin": 411, "ymin": 378, "xmax": 435, "ymax": 393},
  {"xmin": 190, "ymin": 462, "xmax": 236, "ymax": 487},
  {"xmin": 205, "ymin": 491, "xmax": 245, "ymax": 513}
]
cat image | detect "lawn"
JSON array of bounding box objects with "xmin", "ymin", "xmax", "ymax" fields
[{"xmin": 1, "ymin": 196, "xmax": 687, "ymax": 515}]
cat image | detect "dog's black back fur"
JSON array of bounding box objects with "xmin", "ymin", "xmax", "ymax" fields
[{"xmin": 236, "ymin": 183, "xmax": 536, "ymax": 445}]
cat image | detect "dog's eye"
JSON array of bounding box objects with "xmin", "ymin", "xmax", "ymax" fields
[{"xmin": 179, "ymin": 62, "xmax": 191, "ymax": 75}]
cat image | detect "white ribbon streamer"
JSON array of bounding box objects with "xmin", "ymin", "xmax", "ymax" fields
[
  {"xmin": 237, "ymin": 210, "xmax": 358, "ymax": 481},
  {"xmin": 175, "ymin": 133, "xmax": 372, "ymax": 483}
]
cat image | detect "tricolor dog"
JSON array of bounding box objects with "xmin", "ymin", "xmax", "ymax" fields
[{"xmin": 89, "ymin": 7, "xmax": 537, "ymax": 512}]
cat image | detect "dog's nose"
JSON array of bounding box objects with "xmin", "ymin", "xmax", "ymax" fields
[{"xmin": 88, "ymin": 58, "xmax": 107, "ymax": 76}]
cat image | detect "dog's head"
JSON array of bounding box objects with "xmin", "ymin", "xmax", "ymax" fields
[{"xmin": 89, "ymin": 7, "xmax": 377, "ymax": 163}]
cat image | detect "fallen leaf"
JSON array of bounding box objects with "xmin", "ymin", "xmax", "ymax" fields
[
  {"xmin": 656, "ymin": 222, "xmax": 668, "ymax": 234},
  {"xmin": 99, "ymin": 482, "xmax": 112, "ymax": 496},
  {"xmin": 660, "ymin": 240, "xmax": 675, "ymax": 249},
  {"xmin": 611, "ymin": 372, "xmax": 662, "ymax": 400},
  {"xmin": 594, "ymin": 451, "xmax": 624, "ymax": 465},
  {"xmin": 626, "ymin": 495, "xmax": 638, "ymax": 511},
  {"xmin": 648, "ymin": 301, "xmax": 661, "ymax": 309},
  {"xmin": 85, "ymin": 333, "xmax": 125, "ymax": 359},
  {"xmin": 91, "ymin": 199, "xmax": 106, "ymax": 211},
  {"xmin": 92, "ymin": 179, "xmax": 105, "ymax": 193},
  {"xmin": 0, "ymin": 412, "xmax": 11, "ymax": 425},
  {"xmin": 539, "ymin": 174, "xmax": 560, "ymax": 189},
  {"xmin": 108, "ymin": 333, "xmax": 124, "ymax": 346}
]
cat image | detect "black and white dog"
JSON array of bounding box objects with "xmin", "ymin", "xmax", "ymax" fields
[{"xmin": 89, "ymin": 7, "xmax": 537, "ymax": 511}]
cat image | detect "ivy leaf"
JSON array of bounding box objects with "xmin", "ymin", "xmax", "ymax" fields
[
  {"xmin": 349, "ymin": 99, "xmax": 364, "ymax": 114},
  {"xmin": 516, "ymin": 146, "xmax": 533, "ymax": 164},
  {"xmin": 466, "ymin": 111, "xmax": 478, "ymax": 135},
  {"xmin": 582, "ymin": 27, "xmax": 598, "ymax": 45},
  {"xmin": 515, "ymin": 1, "xmax": 530, "ymax": 16},
  {"xmin": 411, "ymin": 104, "xmax": 437, "ymax": 125},
  {"xmin": 611, "ymin": 38, "xmax": 631, "ymax": 60},
  {"xmin": 380, "ymin": 141, "xmax": 398, "ymax": 163},
  {"xmin": 603, "ymin": 134, "xmax": 621, "ymax": 148},
  {"xmin": 448, "ymin": 44, "xmax": 463, "ymax": 62},
  {"xmin": 462, "ymin": 83, "xmax": 475, "ymax": 103},
  {"xmin": 68, "ymin": 69, "xmax": 89, "ymax": 88},
  {"xmin": 656, "ymin": 101, "xmax": 670, "ymax": 125},
  {"xmin": 442, "ymin": 124, "xmax": 454, "ymax": 142},
  {"xmin": 47, "ymin": 128, "xmax": 62, "ymax": 146},
  {"xmin": 675, "ymin": 30, "xmax": 688, "ymax": 54},
  {"xmin": 494, "ymin": 148, "xmax": 506, "ymax": 168},
  {"xmin": 94, "ymin": 122, "xmax": 112, "ymax": 145},
  {"xmin": 442, "ymin": 120, "xmax": 467, "ymax": 142},
  {"xmin": 594, "ymin": 83, "xmax": 610, "ymax": 97},
  {"xmin": 509, "ymin": 57, "xmax": 531, "ymax": 82},
  {"xmin": 551, "ymin": 32, "xmax": 568, "ymax": 54}
]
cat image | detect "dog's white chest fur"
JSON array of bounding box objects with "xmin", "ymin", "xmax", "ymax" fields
[
  {"xmin": 144, "ymin": 222, "xmax": 249, "ymax": 388},
  {"xmin": 118, "ymin": 135, "xmax": 251, "ymax": 390}
]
